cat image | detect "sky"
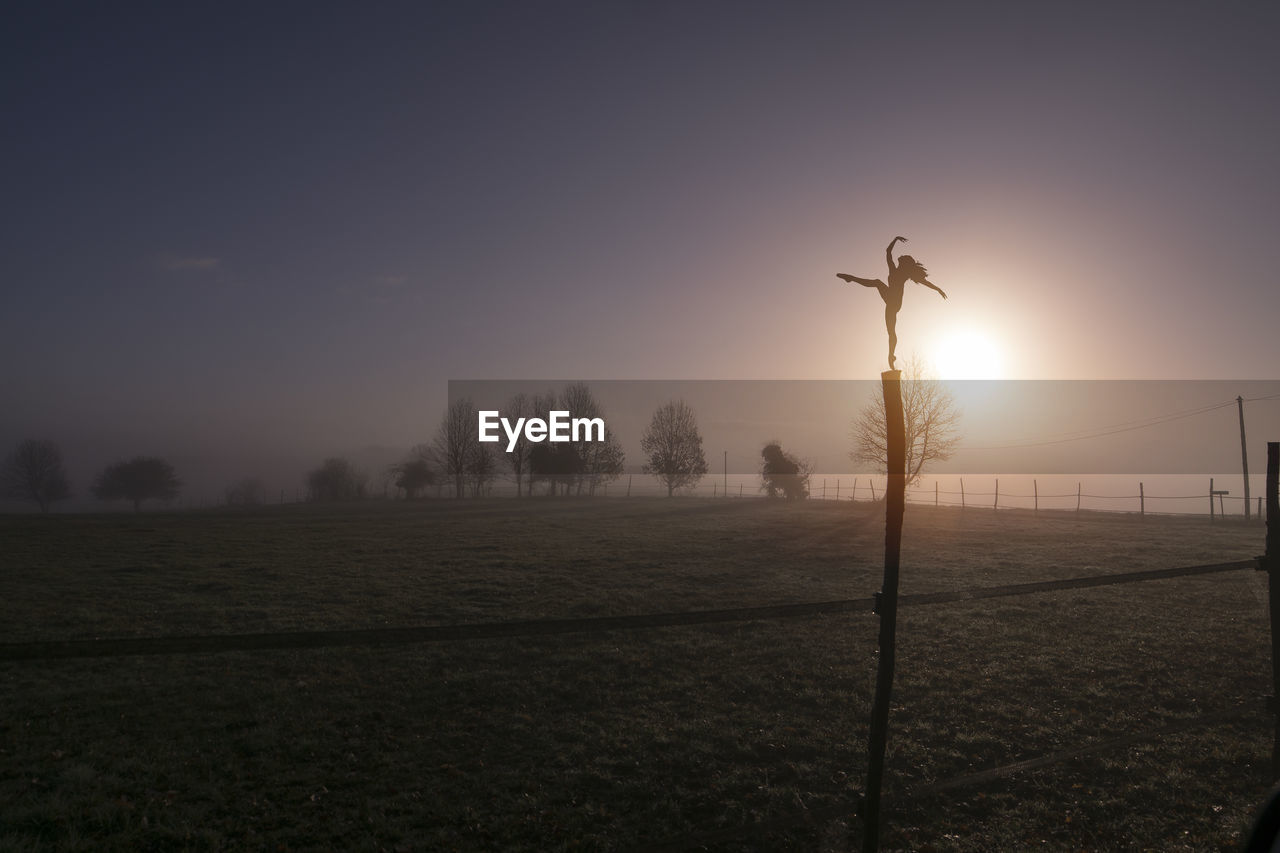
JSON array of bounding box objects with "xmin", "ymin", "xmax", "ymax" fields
[{"xmin": 4, "ymin": 2, "xmax": 1280, "ymax": 496}]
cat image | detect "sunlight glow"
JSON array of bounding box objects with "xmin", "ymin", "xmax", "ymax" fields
[{"xmin": 930, "ymin": 330, "xmax": 1005, "ymax": 379}]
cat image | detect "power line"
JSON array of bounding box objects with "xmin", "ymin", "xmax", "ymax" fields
[{"xmin": 961, "ymin": 398, "xmax": 1239, "ymax": 451}]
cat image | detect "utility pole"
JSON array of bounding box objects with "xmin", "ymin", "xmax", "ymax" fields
[{"xmin": 1240, "ymin": 396, "xmax": 1252, "ymax": 520}]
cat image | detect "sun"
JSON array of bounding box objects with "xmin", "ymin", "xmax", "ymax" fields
[{"xmin": 929, "ymin": 329, "xmax": 1005, "ymax": 379}]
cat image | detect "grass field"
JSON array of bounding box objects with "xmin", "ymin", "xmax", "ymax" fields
[{"xmin": 0, "ymin": 498, "xmax": 1274, "ymax": 850}]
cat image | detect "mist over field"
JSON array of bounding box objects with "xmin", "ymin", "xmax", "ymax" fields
[
  {"xmin": 7, "ymin": 1, "xmax": 1280, "ymax": 849},
  {"xmin": 5, "ymin": 379, "xmax": 1277, "ymax": 511}
]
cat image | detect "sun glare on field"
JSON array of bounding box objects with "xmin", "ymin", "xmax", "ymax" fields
[{"xmin": 930, "ymin": 330, "xmax": 1005, "ymax": 379}]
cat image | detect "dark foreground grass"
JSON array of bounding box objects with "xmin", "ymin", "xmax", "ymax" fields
[{"xmin": 0, "ymin": 499, "xmax": 1273, "ymax": 850}]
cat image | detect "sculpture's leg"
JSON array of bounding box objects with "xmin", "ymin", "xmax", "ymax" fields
[{"xmin": 885, "ymin": 305, "xmax": 898, "ymax": 370}]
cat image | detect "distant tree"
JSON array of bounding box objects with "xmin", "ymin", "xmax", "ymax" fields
[
  {"xmin": 530, "ymin": 441, "xmax": 581, "ymax": 496},
  {"xmin": 92, "ymin": 456, "xmax": 181, "ymax": 512},
  {"xmin": 760, "ymin": 441, "xmax": 811, "ymax": 500},
  {"xmin": 306, "ymin": 457, "xmax": 367, "ymax": 502},
  {"xmin": 224, "ymin": 477, "xmax": 266, "ymax": 507},
  {"xmin": 526, "ymin": 390, "xmax": 563, "ymax": 496},
  {"xmin": 0, "ymin": 439, "xmax": 72, "ymax": 513},
  {"xmin": 559, "ymin": 382, "xmax": 625, "ymax": 495},
  {"xmin": 503, "ymin": 392, "xmax": 536, "ymax": 497},
  {"xmin": 850, "ymin": 356, "xmax": 961, "ymax": 485},
  {"xmin": 433, "ymin": 397, "xmax": 478, "ymax": 498},
  {"xmin": 641, "ymin": 399, "xmax": 709, "ymax": 497},
  {"xmin": 467, "ymin": 443, "xmax": 500, "ymax": 496},
  {"xmin": 392, "ymin": 446, "xmax": 436, "ymax": 499},
  {"xmin": 580, "ymin": 431, "xmax": 625, "ymax": 494}
]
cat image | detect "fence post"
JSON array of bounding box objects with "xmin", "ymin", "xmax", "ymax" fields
[
  {"xmin": 1034, "ymin": 480, "xmax": 1038, "ymax": 514},
  {"xmin": 960, "ymin": 478, "xmax": 965, "ymax": 509},
  {"xmin": 871, "ymin": 481, "xmax": 877, "ymax": 501},
  {"xmin": 627, "ymin": 475, "xmax": 632, "ymax": 497},
  {"xmin": 862, "ymin": 369, "xmax": 907, "ymax": 853},
  {"xmin": 935, "ymin": 482, "xmax": 939, "ymax": 507},
  {"xmin": 853, "ymin": 478, "xmax": 857, "ymax": 502},
  {"xmin": 994, "ymin": 479, "xmax": 999, "ymax": 511},
  {"xmin": 1264, "ymin": 442, "xmax": 1279, "ymax": 779},
  {"xmin": 1210, "ymin": 477, "xmax": 1215, "ymax": 521},
  {"xmin": 823, "ymin": 479, "xmax": 827, "ymax": 500},
  {"xmin": 1077, "ymin": 483, "xmax": 1081, "ymax": 514},
  {"xmin": 837, "ymin": 481, "xmax": 841, "ymax": 500},
  {"xmin": 713, "ymin": 483, "xmax": 717, "ymax": 498},
  {"xmin": 1140, "ymin": 482, "xmax": 1145, "ymax": 519},
  {"xmin": 740, "ymin": 483, "xmax": 743, "ymax": 498},
  {"xmin": 1241, "ymin": 397, "xmax": 1252, "ymax": 520}
]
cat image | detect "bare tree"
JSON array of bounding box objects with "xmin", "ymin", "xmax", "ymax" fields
[
  {"xmin": 1, "ymin": 439, "xmax": 72, "ymax": 512},
  {"xmin": 503, "ymin": 392, "xmax": 535, "ymax": 497},
  {"xmin": 92, "ymin": 456, "xmax": 181, "ymax": 512},
  {"xmin": 850, "ymin": 357, "xmax": 961, "ymax": 485},
  {"xmin": 467, "ymin": 443, "xmax": 499, "ymax": 496},
  {"xmin": 641, "ymin": 399, "xmax": 709, "ymax": 496},
  {"xmin": 433, "ymin": 397, "xmax": 477, "ymax": 498},
  {"xmin": 559, "ymin": 382, "xmax": 625, "ymax": 495}
]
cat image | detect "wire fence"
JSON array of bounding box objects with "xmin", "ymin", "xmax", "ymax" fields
[
  {"xmin": 491, "ymin": 474, "xmax": 1265, "ymax": 519},
  {"xmin": 156, "ymin": 473, "xmax": 1266, "ymax": 521}
]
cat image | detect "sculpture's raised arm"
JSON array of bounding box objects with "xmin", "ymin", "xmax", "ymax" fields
[{"xmin": 885, "ymin": 236, "xmax": 906, "ymax": 272}]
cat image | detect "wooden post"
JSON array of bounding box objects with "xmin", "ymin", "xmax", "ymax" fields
[
  {"xmin": 863, "ymin": 369, "xmax": 906, "ymax": 853},
  {"xmin": 935, "ymin": 481, "xmax": 938, "ymax": 507},
  {"xmin": 994, "ymin": 479, "xmax": 999, "ymax": 511},
  {"xmin": 1140, "ymin": 482, "xmax": 1145, "ymax": 519},
  {"xmin": 871, "ymin": 480, "xmax": 877, "ymax": 501},
  {"xmin": 852, "ymin": 478, "xmax": 857, "ymax": 502},
  {"xmin": 713, "ymin": 483, "xmax": 717, "ymax": 498},
  {"xmin": 1210, "ymin": 477, "xmax": 1215, "ymax": 521},
  {"xmin": 739, "ymin": 483, "xmax": 743, "ymax": 498},
  {"xmin": 627, "ymin": 475, "xmax": 632, "ymax": 497},
  {"xmin": 823, "ymin": 479, "xmax": 828, "ymax": 500},
  {"xmin": 960, "ymin": 478, "xmax": 965, "ymax": 509},
  {"xmin": 1264, "ymin": 442, "xmax": 1279, "ymax": 779},
  {"xmin": 1077, "ymin": 483, "xmax": 1081, "ymax": 514},
  {"xmin": 1034, "ymin": 480, "xmax": 1038, "ymax": 514},
  {"xmin": 837, "ymin": 480, "xmax": 841, "ymax": 500}
]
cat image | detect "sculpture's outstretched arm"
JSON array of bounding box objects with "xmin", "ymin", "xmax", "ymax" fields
[{"xmin": 917, "ymin": 278, "xmax": 947, "ymax": 300}]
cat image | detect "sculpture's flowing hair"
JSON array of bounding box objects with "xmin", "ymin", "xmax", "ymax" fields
[{"xmin": 897, "ymin": 254, "xmax": 929, "ymax": 284}]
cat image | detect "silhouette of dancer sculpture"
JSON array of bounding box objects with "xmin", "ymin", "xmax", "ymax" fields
[{"xmin": 838, "ymin": 236, "xmax": 946, "ymax": 370}]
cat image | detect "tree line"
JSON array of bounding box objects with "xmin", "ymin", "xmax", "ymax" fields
[
  {"xmin": 404, "ymin": 383, "xmax": 703, "ymax": 499},
  {"xmin": 0, "ymin": 441, "xmax": 179, "ymax": 513},
  {"xmin": 2, "ymin": 367, "xmax": 959, "ymax": 511}
]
